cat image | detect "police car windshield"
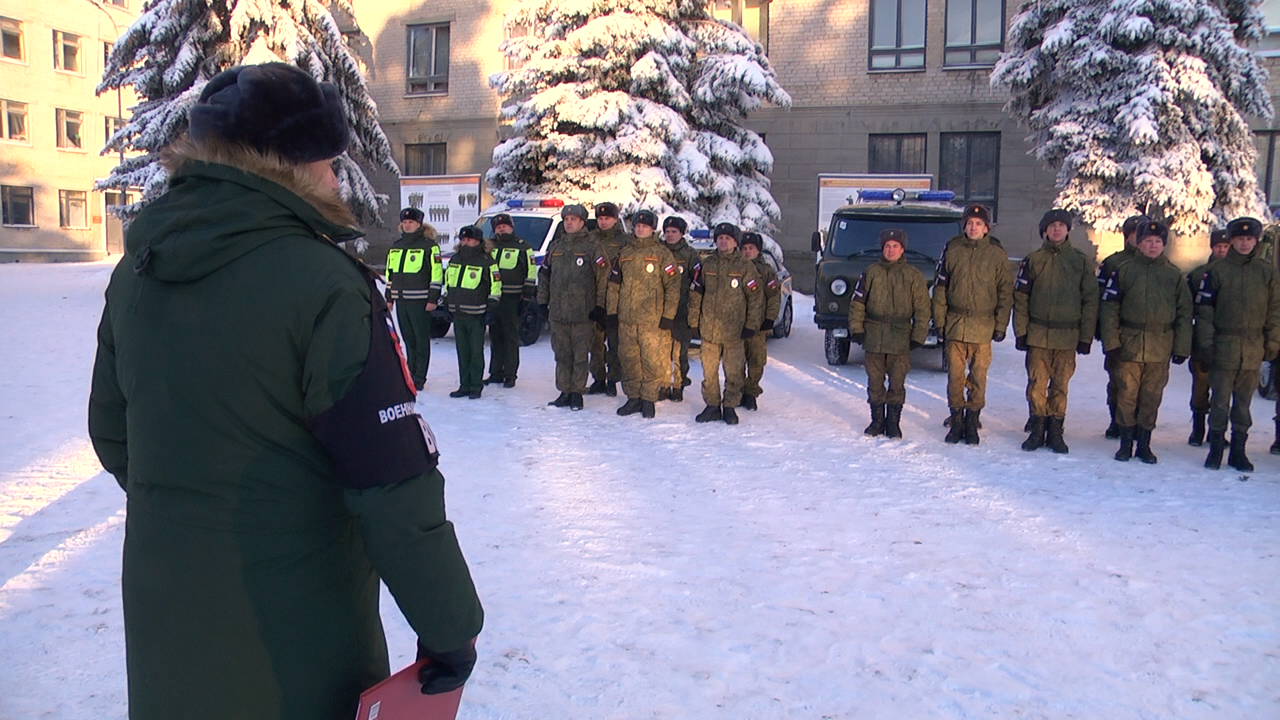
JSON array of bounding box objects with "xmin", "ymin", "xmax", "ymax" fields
[
  {"xmin": 479, "ymin": 215, "xmax": 553, "ymax": 242},
  {"xmin": 829, "ymin": 217, "xmax": 959, "ymax": 259}
]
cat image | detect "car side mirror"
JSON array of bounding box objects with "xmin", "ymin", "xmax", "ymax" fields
[{"xmin": 811, "ymin": 231, "xmax": 822, "ymax": 253}]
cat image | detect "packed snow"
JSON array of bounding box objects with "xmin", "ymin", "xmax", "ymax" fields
[{"xmin": 1, "ymin": 260, "xmax": 1278, "ymax": 718}]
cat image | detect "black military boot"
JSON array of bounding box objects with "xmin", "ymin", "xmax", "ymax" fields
[
  {"xmin": 548, "ymin": 392, "xmax": 570, "ymax": 407},
  {"xmin": 1227, "ymin": 431, "xmax": 1254, "ymax": 472},
  {"xmin": 585, "ymin": 379, "xmax": 607, "ymax": 395},
  {"xmin": 864, "ymin": 404, "xmax": 886, "ymax": 437},
  {"xmin": 483, "ymin": 375, "xmax": 503, "ymax": 385},
  {"xmin": 963, "ymin": 409, "xmax": 981, "ymax": 445},
  {"xmin": 1204, "ymin": 430, "xmax": 1227, "ymax": 470},
  {"xmin": 740, "ymin": 394, "xmax": 758, "ymax": 411},
  {"xmin": 449, "ymin": 388, "xmax": 469, "ymax": 398},
  {"xmin": 1046, "ymin": 416, "xmax": 1069, "ymax": 454},
  {"xmin": 605, "ymin": 382, "xmax": 618, "ymax": 397},
  {"xmin": 670, "ymin": 386, "xmax": 684, "ymax": 402},
  {"xmin": 1114, "ymin": 426, "xmax": 1134, "ymax": 461},
  {"xmin": 1021, "ymin": 416, "xmax": 1046, "ymax": 451},
  {"xmin": 722, "ymin": 406, "xmax": 740, "ymax": 425},
  {"xmin": 1187, "ymin": 412, "xmax": 1206, "ymax": 447},
  {"xmin": 1135, "ymin": 427, "xmax": 1158, "ymax": 464},
  {"xmin": 502, "ymin": 378, "xmax": 517, "ymax": 389},
  {"xmin": 657, "ymin": 386, "xmax": 671, "ymax": 402},
  {"xmin": 617, "ymin": 398, "xmax": 643, "ymax": 416},
  {"xmin": 695, "ymin": 405, "xmax": 722, "ymax": 423},
  {"xmin": 1105, "ymin": 403, "xmax": 1121, "ymax": 440},
  {"xmin": 884, "ymin": 404, "xmax": 904, "ymax": 439},
  {"xmin": 568, "ymin": 392, "xmax": 584, "ymax": 410},
  {"xmin": 944, "ymin": 409, "xmax": 965, "ymax": 444},
  {"xmin": 641, "ymin": 400, "xmax": 656, "ymax": 419},
  {"xmin": 1271, "ymin": 416, "xmax": 1280, "ymax": 455},
  {"xmin": 1023, "ymin": 414, "xmax": 1035, "ymax": 433},
  {"xmin": 468, "ymin": 389, "xmax": 482, "ymax": 400}
]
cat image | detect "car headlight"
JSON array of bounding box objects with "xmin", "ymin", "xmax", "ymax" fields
[{"xmin": 830, "ymin": 278, "xmax": 848, "ymax": 296}]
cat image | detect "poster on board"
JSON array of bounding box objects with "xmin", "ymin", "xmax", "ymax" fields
[{"xmin": 399, "ymin": 175, "xmax": 483, "ymax": 253}]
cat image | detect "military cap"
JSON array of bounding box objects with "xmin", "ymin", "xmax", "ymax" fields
[
  {"xmin": 1135, "ymin": 219, "xmax": 1169, "ymax": 244},
  {"xmin": 740, "ymin": 232, "xmax": 765, "ymax": 251},
  {"xmin": 400, "ymin": 207, "xmax": 424, "ymax": 223},
  {"xmin": 632, "ymin": 210, "xmax": 658, "ymax": 229},
  {"xmin": 961, "ymin": 203, "xmax": 992, "ymax": 227},
  {"xmin": 595, "ymin": 202, "xmax": 620, "ymax": 218},
  {"xmin": 1039, "ymin": 208, "xmax": 1073, "ymax": 236},
  {"xmin": 713, "ymin": 222, "xmax": 741, "ymax": 244},
  {"xmin": 492, "ymin": 213, "xmax": 514, "ymax": 230},
  {"xmin": 1226, "ymin": 217, "xmax": 1262, "ymax": 239},
  {"xmin": 1121, "ymin": 214, "xmax": 1149, "ymax": 236},
  {"xmin": 458, "ymin": 226, "xmax": 484, "ymax": 241},
  {"xmin": 879, "ymin": 227, "xmax": 908, "ymax": 248},
  {"xmin": 1209, "ymin": 229, "xmax": 1229, "ymax": 246},
  {"xmin": 662, "ymin": 216, "xmax": 687, "ymax": 233},
  {"xmin": 561, "ymin": 204, "xmax": 589, "ymax": 221}
]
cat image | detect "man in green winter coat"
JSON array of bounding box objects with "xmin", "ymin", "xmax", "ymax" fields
[
  {"xmin": 588, "ymin": 201, "xmax": 627, "ymax": 396},
  {"xmin": 661, "ymin": 216, "xmax": 699, "ymax": 401},
  {"xmin": 932, "ymin": 203, "xmax": 1013, "ymax": 445},
  {"xmin": 1013, "ymin": 209, "xmax": 1099, "ymax": 454},
  {"xmin": 1194, "ymin": 216, "xmax": 1280, "ymax": 471},
  {"xmin": 87, "ymin": 64, "xmax": 482, "ymax": 720},
  {"xmin": 689, "ymin": 222, "xmax": 763, "ymax": 425},
  {"xmin": 1097, "ymin": 214, "xmax": 1148, "ymax": 438},
  {"xmin": 1185, "ymin": 229, "xmax": 1231, "ymax": 446},
  {"xmin": 539, "ymin": 204, "xmax": 610, "ymax": 410},
  {"xmin": 386, "ymin": 207, "xmax": 443, "ymax": 391},
  {"xmin": 445, "ymin": 226, "xmax": 502, "ymax": 399},
  {"xmin": 485, "ymin": 213, "xmax": 537, "ymax": 387},
  {"xmin": 848, "ymin": 228, "xmax": 931, "ymax": 439},
  {"xmin": 740, "ymin": 232, "xmax": 781, "ymax": 411},
  {"xmin": 1099, "ymin": 220, "xmax": 1193, "ymax": 463}
]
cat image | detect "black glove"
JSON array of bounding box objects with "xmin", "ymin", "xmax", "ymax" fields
[
  {"xmin": 485, "ymin": 303, "xmax": 498, "ymax": 326},
  {"xmin": 761, "ymin": 319, "xmax": 774, "ymax": 331},
  {"xmin": 518, "ymin": 295, "xmax": 532, "ymax": 315},
  {"xmin": 588, "ymin": 306, "xmax": 605, "ymax": 324},
  {"xmin": 417, "ymin": 640, "xmax": 477, "ymax": 695},
  {"xmin": 992, "ymin": 329, "xmax": 1006, "ymax": 342},
  {"xmin": 1172, "ymin": 355, "xmax": 1187, "ymax": 365},
  {"xmin": 741, "ymin": 328, "xmax": 755, "ymax": 339},
  {"xmin": 1015, "ymin": 335, "xmax": 1027, "ymax": 351},
  {"xmin": 605, "ymin": 313, "xmax": 619, "ymax": 327},
  {"xmin": 1076, "ymin": 341, "xmax": 1091, "ymax": 355},
  {"xmin": 909, "ymin": 340, "xmax": 923, "ymax": 351},
  {"xmin": 850, "ymin": 333, "xmax": 864, "ymax": 345},
  {"xmin": 659, "ymin": 317, "xmax": 674, "ymax": 331},
  {"xmin": 539, "ymin": 303, "xmax": 549, "ymax": 318},
  {"xmin": 690, "ymin": 326, "xmax": 700, "ymax": 340}
]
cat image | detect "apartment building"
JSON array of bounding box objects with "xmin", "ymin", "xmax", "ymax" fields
[{"xmin": 0, "ymin": 0, "xmax": 139, "ymax": 261}]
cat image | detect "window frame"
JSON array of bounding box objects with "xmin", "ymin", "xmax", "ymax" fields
[
  {"xmin": 868, "ymin": 133, "xmax": 928, "ymax": 174},
  {"xmin": 939, "ymin": 131, "xmax": 1002, "ymax": 220},
  {"xmin": 709, "ymin": 0, "xmax": 770, "ymax": 51},
  {"xmin": 404, "ymin": 143, "xmax": 448, "ymax": 176},
  {"xmin": 56, "ymin": 107, "xmax": 86, "ymax": 151},
  {"xmin": 1, "ymin": 185, "xmax": 36, "ymax": 227},
  {"xmin": 1254, "ymin": 130, "xmax": 1280, "ymax": 211},
  {"xmin": 53, "ymin": 30, "xmax": 82, "ymax": 74},
  {"xmin": 1, "ymin": 98, "xmax": 28, "ymax": 143},
  {"xmin": 104, "ymin": 114, "xmax": 123, "ymax": 145},
  {"xmin": 868, "ymin": 0, "xmax": 927, "ymax": 71},
  {"xmin": 1, "ymin": 17, "xmax": 23, "ymax": 63},
  {"xmin": 943, "ymin": 0, "xmax": 1005, "ymax": 68},
  {"xmin": 406, "ymin": 23, "xmax": 450, "ymax": 95},
  {"xmin": 58, "ymin": 189, "xmax": 89, "ymax": 229}
]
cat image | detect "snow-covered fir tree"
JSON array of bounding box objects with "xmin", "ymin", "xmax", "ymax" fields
[
  {"xmin": 991, "ymin": 0, "xmax": 1273, "ymax": 236},
  {"xmin": 97, "ymin": 0, "xmax": 398, "ymax": 229},
  {"xmin": 488, "ymin": 0, "xmax": 791, "ymax": 233}
]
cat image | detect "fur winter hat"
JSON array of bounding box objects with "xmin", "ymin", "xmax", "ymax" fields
[
  {"xmin": 662, "ymin": 216, "xmax": 687, "ymax": 233},
  {"xmin": 1226, "ymin": 217, "xmax": 1262, "ymax": 239},
  {"xmin": 1209, "ymin": 229, "xmax": 1229, "ymax": 246},
  {"xmin": 189, "ymin": 63, "xmax": 349, "ymax": 164},
  {"xmin": 879, "ymin": 228, "xmax": 907, "ymax": 249},
  {"xmin": 458, "ymin": 225, "xmax": 483, "ymax": 241},
  {"xmin": 1121, "ymin": 215, "xmax": 1149, "ymax": 237},
  {"xmin": 961, "ymin": 203, "xmax": 992, "ymax": 229},
  {"xmin": 1039, "ymin": 208, "xmax": 1073, "ymax": 236},
  {"xmin": 740, "ymin": 232, "xmax": 764, "ymax": 251},
  {"xmin": 561, "ymin": 204, "xmax": 588, "ymax": 221},
  {"xmin": 632, "ymin": 210, "xmax": 658, "ymax": 229},
  {"xmin": 713, "ymin": 222, "xmax": 741, "ymax": 244},
  {"xmin": 400, "ymin": 207, "xmax": 424, "ymax": 223},
  {"xmin": 492, "ymin": 213, "xmax": 514, "ymax": 230},
  {"xmin": 1136, "ymin": 220, "xmax": 1169, "ymax": 245},
  {"xmin": 594, "ymin": 202, "xmax": 620, "ymax": 218}
]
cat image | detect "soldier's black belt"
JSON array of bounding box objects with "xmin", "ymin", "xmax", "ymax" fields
[
  {"xmin": 1216, "ymin": 327, "xmax": 1263, "ymax": 336},
  {"xmin": 1120, "ymin": 319, "xmax": 1174, "ymax": 332},
  {"xmin": 866, "ymin": 312, "xmax": 911, "ymax": 324},
  {"xmin": 1029, "ymin": 317, "xmax": 1080, "ymax": 330}
]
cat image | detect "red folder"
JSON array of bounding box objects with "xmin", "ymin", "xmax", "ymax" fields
[{"xmin": 355, "ymin": 660, "xmax": 464, "ymax": 720}]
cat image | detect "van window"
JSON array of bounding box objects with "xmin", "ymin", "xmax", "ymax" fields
[{"xmin": 830, "ymin": 217, "xmax": 959, "ymax": 259}]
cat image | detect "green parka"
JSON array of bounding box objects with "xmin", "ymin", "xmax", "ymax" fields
[
  {"xmin": 386, "ymin": 225, "xmax": 442, "ymax": 305},
  {"xmin": 1187, "ymin": 255, "xmax": 1217, "ymax": 364},
  {"xmin": 1099, "ymin": 252, "xmax": 1193, "ymax": 362},
  {"xmin": 1193, "ymin": 247, "xmax": 1280, "ymax": 369},
  {"xmin": 444, "ymin": 245, "xmax": 502, "ymax": 316},
  {"xmin": 688, "ymin": 249, "xmax": 763, "ymax": 344},
  {"xmin": 87, "ymin": 142, "xmax": 483, "ymax": 720},
  {"xmin": 605, "ymin": 234, "xmax": 680, "ymax": 325},
  {"xmin": 848, "ymin": 256, "xmax": 931, "ymax": 354},
  {"xmin": 1013, "ymin": 239, "xmax": 1099, "ymax": 349},
  {"xmin": 752, "ymin": 256, "xmax": 783, "ymax": 331},
  {"xmin": 489, "ymin": 232, "xmax": 537, "ymax": 296},
  {"xmin": 537, "ymin": 227, "xmax": 609, "ymax": 323},
  {"xmin": 663, "ymin": 237, "xmax": 701, "ymax": 326},
  {"xmin": 931, "ymin": 234, "xmax": 1013, "ymax": 343}
]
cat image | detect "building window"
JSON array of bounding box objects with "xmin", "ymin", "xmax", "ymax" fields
[
  {"xmin": 54, "ymin": 30, "xmax": 81, "ymax": 73},
  {"xmin": 1, "ymin": 99, "xmax": 27, "ymax": 141},
  {"xmin": 1, "ymin": 18, "xmax": 23, "ymax": 61},
  {"xmin": 870, "ymin": 0, "xmax": 926, "ymax": 70},
  {"xmin": 59, "ymin": 190, "xmax": 88, "ymax": 228},
  {"xmin": 945, "ymin": 0, "xmax": 1003, "ymax": 66},
  {"xmin": 407, "ymin": 24, "xmax": 449, "ymax": 94},
  {"xmin": 2, "ymin": 185, "xmax": 35, "ymax": 226},
  {"xmin": 56, "ymin": 108, "xmax": 84, "ymax": 149},
  {"xmin": 940, "ymin": 132, "xmax": 1001, "ymax": 218},
  {"xmin": 503, "ymin": 22, "xmax": 530, "ymax": 71},
  {"xmin": 105, "ymin": 115, "xmax": 123, "ymax": 143},
  {"xmin": 404, "ymin": 143, "xmax": 447, "ymax": 176},
  {"xmin": 1254, "ymin": 131, "xmax": 1280, "ymax": 210},
  {"xmin": 107, "ymin": 0, "xmax": 128, "ymax": 6},
  {"xmin": 1259, "ymin": 1, "xmax": 1280, "ymax": 55},
  {"xmin": 710, "ymin": 0, "xmax": 770, "ymax": 50},
  {"xmin": 868, "ymin": 133, "xmax": 927, "ymax": 174}
]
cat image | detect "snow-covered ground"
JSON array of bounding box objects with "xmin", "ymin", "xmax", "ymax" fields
[{"xmin": 1, "ymin": 260, "xmax": 1278, "ymax": 719}]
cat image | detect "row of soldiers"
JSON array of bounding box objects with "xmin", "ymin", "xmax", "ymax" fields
[{"xmin": 846, "ymin": 203, "xmax": 1280, "ymax": 469}]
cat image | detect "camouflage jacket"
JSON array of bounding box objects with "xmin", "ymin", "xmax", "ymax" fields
[
  {"xmin": 931, "ymin": 234, "xmax": 1012, "ymax": 343},
  {"xmin": 1013, "ymin": 239, "xmax": 1098, "ymax": 350},
  {"xmin": 537, "ymin": 228, "xmax": 609, "ymax": 323},
  {"xmin": 1100, "ymin": 252, "xmax": 1192, "ymax": 362},
  {"xmin": 1193, "ymin": 248, "xmax": 1280, "ymax": 369},
  {"xmin": 606, "ymin": 235, "xmax": 680, "ymax": 326},
  {"xmin": 688, "ymin": 249, "xmax": 763, "ymax": 344},
  {"xmin": 849, "ymin": 256, "xmax": 931, "ymax": 354}
]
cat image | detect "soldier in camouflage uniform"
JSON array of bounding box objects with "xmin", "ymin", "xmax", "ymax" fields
[
  {"xmin": 606, "ymin": 211, "xmax": 680, "ymax": 419},
  {"xmin": 661, "ymin": 216, "xmax": 699, "ymax": 402},
  {"xmin": 689, "ymin": 222, "xmax": 763, "ymax": 425},
  {"xmin": 1194, "ymin": 217, "xmax": 1280, "ymax": 471},
  {"xmin": 538, "ymin": 204, "xmax": 610, "ymax": 410},
  {"xmin": 485, "ymin": 213, "xmax": 537, "ymax": 388},
  {"xmin": 740, "ymin": 233, "xmax": 780, "ymax": 411},
  {"xmin": 1097, "ymin": 214, "xmax": 1149, "ymax": 438},
  {"xmin": 932, "ymin": 203, "xmax": 1013, "ymax": 445},
  {"xmin": 1099, "ymin": 220, "xmax": 1192, "ymax": 463},
  {"xmin": 588, "ymin": 202, "xmax": 628, "ymax": 396},
  {"xmin": 847, "ymin": 228, "xmax": 931, "ymax": 439},
  {"xmin": 1013, "ymin": 209, "xmax": 1099, "ymax": 454},
  {"xmin": 385, "ymin": 207, "xmax": 443, "ymax": 390},
  {"xmin": 444, "ymin": 226, "xmax": 502, "ymax": 399},
  {"xmin": 1185, "ymin": 229, "xmax": 1230, "ymax": 446}
]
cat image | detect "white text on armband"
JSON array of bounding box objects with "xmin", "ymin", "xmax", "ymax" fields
[{"xmin": 378, "ymin": 401, "xmax": 417, "ymax": 424}]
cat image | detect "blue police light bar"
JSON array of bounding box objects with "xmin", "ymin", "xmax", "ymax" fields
[
  {"xmin": 917, "ymin": 190, "xmax": 956, "ymax": 202},
  {"xmin": 505, "ymin": 199, "xmax": 565, "ymax": 208},
  {"xmin": 689, "ymin": 229, "xmax": 712, "ymax": 239},
  {"xmin": 858, "ymin": 190, "xmax": 896, "ymax": 201}
]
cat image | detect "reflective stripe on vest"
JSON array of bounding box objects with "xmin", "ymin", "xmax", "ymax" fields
[{"xmin": 446, "ymin": 264, "xmax": 486, "ymax": 290}]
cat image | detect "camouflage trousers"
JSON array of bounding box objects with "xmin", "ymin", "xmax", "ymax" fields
[
  {"xmin": 668, "ymin": 324, "xmax": 691, "ymax": 389},
  {"xmin": 865, "ymin": 352, "xmax": 911, "ymax": 406},
  {"xmin": 1209, "ymin": 367, "xmax": 1260, "ymax": 434},
  {"xmin": 1188, "ymin": 358, "xmax": 1212, "ymax": 413},
  {"xmin": 700, "ymin": 340, "xmax": 746, "ymax": 408},
  {"xmin": 1024, "ymin": 346, "xmax": 1077, "ymax": 418},
  {"xmin": 395, "ymin": 301, "xmax": 432, "ymax": 387},
  {"xmin": 744, "ymin": 332, "xmax": 768, "ymax": 397},
  {"xmin": 945, "ymin": 340, "xmax": 992, "ymax": 411},
  {"xmin": 551, "ymin": 321, "xmax": 595, "ymax": 394},
  {"xmin": 1113, "ymin": 359, "xmax": 1170, "ymax": 430},
  {"xmin": 618, "ymin": 323, "xmax": 671, "ymax": 402},
  {"xmin": 591, "ymin": 323, "xmax": 621, "ymax": 384}
]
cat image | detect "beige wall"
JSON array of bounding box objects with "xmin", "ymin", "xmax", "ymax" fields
[{"xmin": 0, "ymin": 0, "xmax": 138, "ymax": 261}]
